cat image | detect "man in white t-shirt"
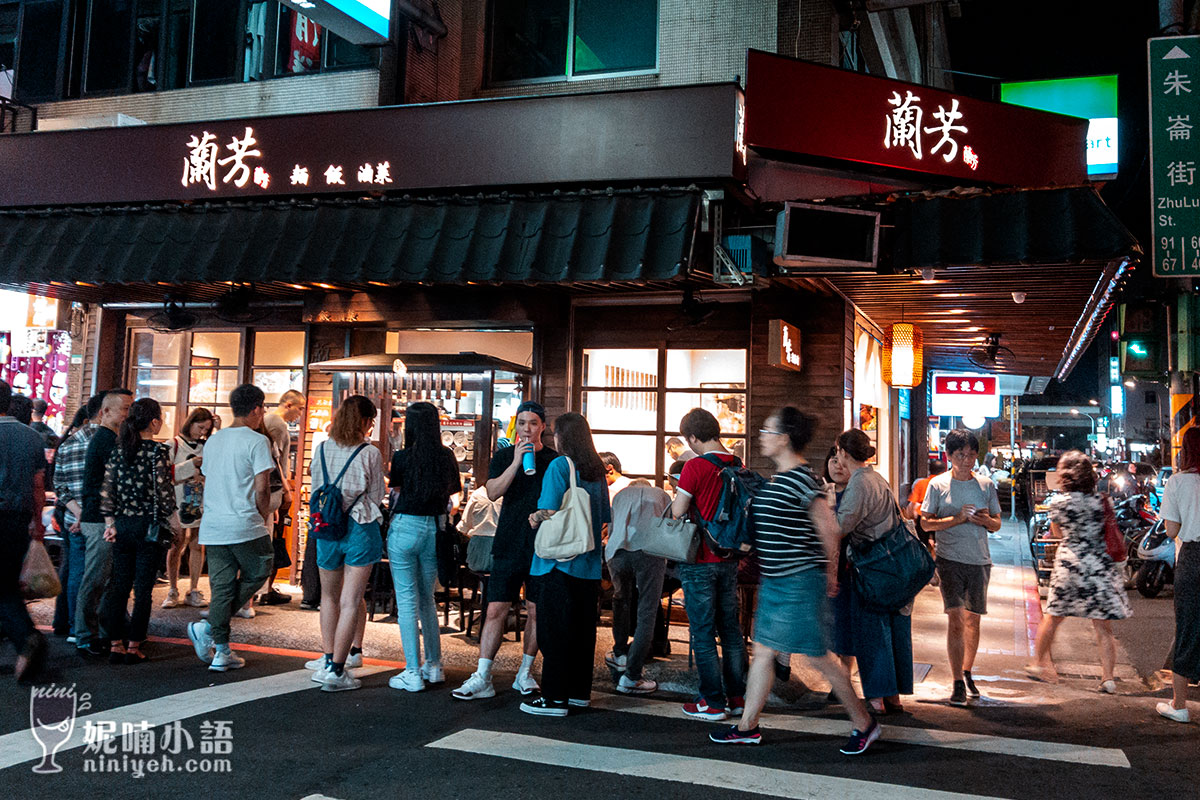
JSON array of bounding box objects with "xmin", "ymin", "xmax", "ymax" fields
[{"xmin": 186, "ymin": 384, "xmax": 276, "ymax": 672}]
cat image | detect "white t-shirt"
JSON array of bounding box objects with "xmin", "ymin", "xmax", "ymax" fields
[
  {"xmin": 1160, "ymin": 471, "xmax": 1200, "ymax": 543},
  {"xmin": 198, "ymin": 426, "xmax": 276, "ymax": 545}
]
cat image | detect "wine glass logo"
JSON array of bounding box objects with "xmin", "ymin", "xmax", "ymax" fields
[{"xmin": 29, "ymin": 683, "xmax": 91, "ymax": 774}]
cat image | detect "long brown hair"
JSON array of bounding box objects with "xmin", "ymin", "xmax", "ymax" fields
[
  {"xmin": 553, "ymin": 412, "xmax": 605, "ymax": 483},
  {"xmin": 329, "ymin": 394, "xmax": 377, "ymax": 446},
  {"xmin": 1180, "ymin": 427, "xmax": 1200, "ymax": 472},
  {"xmin": 180, "ymin": 407, "xmax": 215, "ymax": 441}
]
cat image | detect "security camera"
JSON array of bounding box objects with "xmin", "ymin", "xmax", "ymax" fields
[{"xmin": 1012, "ymin": 291, "xmax": 1027, "ymax": 304}]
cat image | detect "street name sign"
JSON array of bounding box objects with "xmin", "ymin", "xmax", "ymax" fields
[{"xmin": 1149, "ymin": 36, "xmax": 1200, "ymax": 277}]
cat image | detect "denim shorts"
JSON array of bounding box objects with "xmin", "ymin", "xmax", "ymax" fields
[
  {"xmin": 316, "ymin": 518, "xmax": 382, "ymax": 570},
  {"xmin": 752, "ymin": 568, "xmax": 831, "ymax": 657}
]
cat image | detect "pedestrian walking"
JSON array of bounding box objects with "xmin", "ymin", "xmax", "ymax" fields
[
  {"xmin": 99, "ymin": 398, "xmax": 181, "ymax": 664},
  {"xmin": 310, "ymin": 394, "xmax": 384, "ymax": 692},
  {"xmin": 452, "ymin": 401, "xmax": 556, "ymax": 702},
  {"xmin": 523, "ymin": 412, "xmax": 611, "ymax": 716},
  {"xmin": 920, "ymin": 429, "xmax": 1001, "ymax": 706},
  {"xmin": 670, "ymin": 407, "xmax": 749, "ymax": 721},
  {"xmin": 1156, "ymin": 428, "xmax": 1200, "ymax": 723},
  {"xmin": 385, "ymin": 401, "xmax": 461, "ymax": 692},
  {"xmin": 708, "ymin": 407, "xmax": 879, "ymax": 754},
  {"xmin": 835, "ymin": 429, "xmax": 915, "ymax": 715},
  {"xmin": 0, "ymin": 378, "xmax": 50, "ymax": 683},
  {"xmin": 163, "ymin": 408, "xmax": 214, "ymax": 609},
  {"xmin": 186, "ymin": 384, "xmax": 278, "ymax": 672},
  {"xmin": 606, "ymin": 478, "xmax": 671, "ymax": 694},
  {"xmin": 1024, "ymin": 450, "xmax": 1130, "ymax": 692},
  {"xmin": 75, "ymin": 389, "xmax": 133, "ymax": 657}
]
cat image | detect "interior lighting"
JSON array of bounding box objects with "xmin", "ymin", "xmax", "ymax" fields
[{"xmin": 883, "ymin": 322, "xmax": 923, "ymax": 388}]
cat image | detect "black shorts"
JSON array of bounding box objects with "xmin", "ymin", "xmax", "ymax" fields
[
  {"xmin": 485, "ymin": 555, "xmax": 533, "ymax": 605},
  {"xmin": 936, "ymin": 557, "xmax": 991, "ymax": 615}
]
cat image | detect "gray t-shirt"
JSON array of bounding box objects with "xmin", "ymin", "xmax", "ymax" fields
[
  {"xmin": 0, "ymin": 417, "xmax": 47, "ymax": 513},
  {"xmin": 920, "ymin": 471, "xmax": 1000, "ymax": 565}
]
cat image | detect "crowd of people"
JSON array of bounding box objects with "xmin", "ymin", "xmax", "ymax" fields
[{"xmin": 2, "ymin": 375, "xmax": 1198, "ymax": 757}]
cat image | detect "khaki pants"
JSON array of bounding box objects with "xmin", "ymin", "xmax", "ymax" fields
[{"xmin": 205, "ymin": 537, "xmax": 273, "ymax": 646}]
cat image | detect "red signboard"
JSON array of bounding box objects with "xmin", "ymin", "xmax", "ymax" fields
[
  {"xmin": 744, "ymin": 50, "xmax": 1088, "ymax": 187},
  {"xmin": 934, "ymin": 375, "xmax": 997, "ymax": 396}
]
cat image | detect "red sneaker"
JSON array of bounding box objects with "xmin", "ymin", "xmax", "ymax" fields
[{"xmin": 682, "ymin": 697, "xmax": 728, "ymax": 721}]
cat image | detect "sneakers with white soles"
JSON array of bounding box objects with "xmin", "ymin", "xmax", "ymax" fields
[
  {"xmin": 452, "ymin": 672, "xmax": 495, "ymax": 700},
  {"xmin": 305, "ymin": 656, "xmax": 329, "ymax": 671},
  {"xmin": 513, "ymin": 671, "xmax": 539, "ymax": 695},
  {"xmin": 235, "ymin": 606, "xmax": 255, "ymax": 619},
  {"xmin": 312, "ymin": 666, "xmax": 333, "ymax": 684},
  {"xmin": 209, "ymin": 648, "xmax": 245, "ymax": 672},
  {"xmin": 186, "ymin": 621, "xmax": 214, "ymax": 663},
  {"xmin": 322, "ymin": 671, "xmax": 362, "ymax": 692},
  {"xmin": 185, "ymin": 590, "xmax": 208, "ymax": 608},
  {"xmin": 161, "ymin": 589, "xmax": 181, "ymax": 608},
  {"xmin": 346, "ymin": 652, "xmax": 364, "ymax": 669},
  {"xmin": 568, "ymin": 697, "xmax": 591, "ymax": 708},
  {"xmin": 421, "ymin": 662, "xmax": 445, "ymax": 684},
  {"xmin": 1157, "ymin": 701, "xmax": 1190, "ymax": 723},
  {"xmin": 388, "ymin": 670, "xmax": 425, "ymax": 692},
  {"xmin": 617, "ymin": 675, "xmax": 658, "ymax": 695}
]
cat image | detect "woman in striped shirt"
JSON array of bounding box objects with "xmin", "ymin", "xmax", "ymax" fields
[{"xmin": 708, "ymin": 406, "xmax": 879, "ymax": 755}]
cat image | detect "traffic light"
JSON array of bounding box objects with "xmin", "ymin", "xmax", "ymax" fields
[{"xmin": 1118, "ymin": 303, "xmax": 1165, "ymax": 378}]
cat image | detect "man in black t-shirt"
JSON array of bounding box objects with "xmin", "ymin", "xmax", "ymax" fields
[{"xmin": 452, "ymin": 401, "xmax": 557, "ymax": 701}]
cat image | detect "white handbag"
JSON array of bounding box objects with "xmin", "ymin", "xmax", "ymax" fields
[{"xmin": 534, "ymin": 456, "xmax": 595, "ymax": 562}]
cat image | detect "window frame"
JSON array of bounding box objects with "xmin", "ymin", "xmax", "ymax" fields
[
  {"xmin": 11, "ymin": 0, "xmax": 69, "ymax": 103},
  {"xmin": 485, "ymin": 0, "xmax": 659, "ymax": 88}
]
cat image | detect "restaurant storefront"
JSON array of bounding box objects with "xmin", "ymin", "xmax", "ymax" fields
[{"xmin": 0, "ymin": 50, "xmax": 1140, "ymax": 582}]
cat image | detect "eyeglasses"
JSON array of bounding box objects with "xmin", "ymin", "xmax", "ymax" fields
[{"xmin": 759, "ymin": 428, "xmax": 784, "ymax": 435}]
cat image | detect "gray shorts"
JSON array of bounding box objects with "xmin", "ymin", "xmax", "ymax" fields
[{"xmin": 936, "ymin": 557, "xmax": 991, "ymax": 615}]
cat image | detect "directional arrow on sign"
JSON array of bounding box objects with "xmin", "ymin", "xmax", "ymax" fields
[{"xmin": 1164, "ymin": 45, "xmax": 1191, "ymax": 59}]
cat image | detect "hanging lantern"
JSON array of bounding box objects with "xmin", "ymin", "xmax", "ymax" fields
[{"xmin": 883, "ymin": 322, "xmax": 923, "ymax": 388}]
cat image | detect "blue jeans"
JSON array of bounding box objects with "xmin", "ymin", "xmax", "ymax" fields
[
  {"xmin": 387, "ymin": 514, "xmax": 441, "ymax": 670},
  {"xmin": 64, "ymin": 529, "xmax": 86, "ymax": 636},
  {"xmin": 678, "ymin": 560, "xmax": 747, "ymax": 705}
]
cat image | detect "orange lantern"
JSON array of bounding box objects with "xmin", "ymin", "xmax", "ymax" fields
[{"xmin": 883, "ymin": 322, "xmax": 923, "ymax": 388}]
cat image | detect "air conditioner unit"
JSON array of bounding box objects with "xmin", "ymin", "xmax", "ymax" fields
[{"xmin": 773, "ymin": 202, "xmax": 880, "ymax": 274}]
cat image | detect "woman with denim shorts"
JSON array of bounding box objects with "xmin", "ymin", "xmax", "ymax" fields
[
  {"xmin": 386, "ymin": 402, "xmax": 462, "ymax": 692},
  {"xmin": 311, "ymin": 395, "xmax": 385, "ymax": 693},
  {"xmin": 708, "ymin": 407, "xmax": 879, "ymax": 756}
]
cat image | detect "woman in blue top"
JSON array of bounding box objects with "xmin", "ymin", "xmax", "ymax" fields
[{"xmin": 523, "ymin": 412, "xmax": 611, "ymax": 717}]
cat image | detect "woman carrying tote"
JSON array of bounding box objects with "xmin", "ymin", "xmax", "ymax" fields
[
  {"xmin": 709, "ymin": 408, "xmax": 878, "ymax": 755},
  {"xmin": 524, "ymin": 412, "xmax": 612, "ymax": 717},
  {"xmin": 834, "ymin": 428, "xmax": 915, "ymax": 715},
  {"xmin": 386, "ymin": 401, "xmax": 462, "ymax": 692},
  {"xmin": 163, "ymin": 408, "xmax": 215, "ymax": 609},
  {"xmin": 99, "ymin": 398, "xmax": 181, "ymax": 664},
  {"xmin": 1156, "ymin": 428, "xmax": 1200, "ymax": 722}
]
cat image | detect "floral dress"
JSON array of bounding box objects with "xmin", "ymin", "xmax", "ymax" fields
[{"xmin": 1045, "ymin": 492, "xmax": 1131, "ymax": 620}]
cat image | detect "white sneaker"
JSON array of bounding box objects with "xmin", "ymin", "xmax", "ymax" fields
[
  {"xmin": 604, "ymin": 651, "xmax": 627, "ymax": 671},
  {"xmin": 235, "ymin": 606, "xmax": 255, "ymax": 619},
  {"xmin": 421, "ymin": 662, "xmax": 445, "ymax": 684},
  {"xmin": 186, "ymin": 621, "xmax": 214, "ymax": 663},
  {"xmin": 568, "ymin": 697, "xmax": 591, "ymax": 708},
  {"xmin": 185, "ymin": 590, "xmax": 208, "ymax": 608},
  {"xmin": 312, "ymin": 666, "xmax": 333, "ymax": 684},
  {"xmin": 1157, "ymin": 701, "xmax": 1190, "ymax": 723},
  {"xmin": 388, "ymin": 669, "xmax": 426, "ymax": 692},
  {"xmin": 451, "ymin": 672, "xmax": 495, "ymax": 700},
  {"xmin": 305, "ymin": 656, "xmax": 329, "ymax": 670},
  {"xmin": 513, "ymin": 671, "xmax": 539, "ymax": 696},
  {"xmin": 617, "ymin": 674, "xmax": 658, "ymax": 695},
  {"xmin": 346, "ymin": 652, "xmax": 364, "ymax": 669},
  {"xmin": 321, "ymin": 671, "xmax": 362, "ymax": 692},
  {"xmin": 162, "ymin": 589, "xmax": 181, "ymax": 609},
  {"xmin": 209, "ymin": 648, "xmax": 245, "ymax": 672}
]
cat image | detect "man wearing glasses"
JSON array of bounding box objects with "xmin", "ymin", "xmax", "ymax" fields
[{"xmin": 920, "ymin": 429, "xmax": 1002, "ymax": 706}]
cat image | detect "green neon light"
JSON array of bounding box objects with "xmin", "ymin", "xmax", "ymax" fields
[{"xmin": 1000, "ymin": 75, "xmax": 1118, "ymax": 120}]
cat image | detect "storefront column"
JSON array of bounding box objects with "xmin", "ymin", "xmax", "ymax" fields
[{"xmin": 91, "ymin": 308, "xmax": 126, "ymax": 394}]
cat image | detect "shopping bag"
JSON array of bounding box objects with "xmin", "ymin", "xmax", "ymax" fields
[
  {"xmin": 629, "ymin": 507, "xmax": 700, "ymax": 563},
  {"xmin": 20, "ymin": 539, "xmax": 61, "ymax": 600},
  {"xmin": 534, "ymin": 457, "xmax": 594, "ymax": 561}
]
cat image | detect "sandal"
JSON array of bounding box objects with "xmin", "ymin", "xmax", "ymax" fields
[
  {"xmin": 109, "ymin": 642, "xmax": 128, "ymax": 665},
  {"xmin": 1097, "ymin": 679, "xmax": 1117, "ymax": 694},
  {"xmin": 1024, "ymin": 664, "xmax": 1058, "ymax": 683}
]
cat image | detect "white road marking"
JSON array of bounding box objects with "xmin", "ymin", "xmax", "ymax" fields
[
  {"xmin": 429, "ymin": 728, "xmax": 1010, "ymax": 800},
  {"xmin": 587, "ymin": 694, "xmax": 1130, "ymax": 768},
  {"xmin": 0, "ymin": 666, "xmax": 390, "ymax": 772}
]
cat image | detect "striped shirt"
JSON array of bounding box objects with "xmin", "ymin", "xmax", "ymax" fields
[{"xmin": 750, "ymin": 465, "xmax": 827, "ymax": 577}]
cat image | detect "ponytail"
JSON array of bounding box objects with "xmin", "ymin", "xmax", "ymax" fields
[{"xmin": 119, "ymin": 398, "xmax": 162, "ymax": 464}]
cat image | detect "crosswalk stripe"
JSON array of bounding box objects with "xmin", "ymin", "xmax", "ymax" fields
[
  {"xmin": 0, "ymin": 666, "xmax": 391, "ymax": 772},
  {"xmin": 587, "ymin": 695, "xmax": 1130, "ymax": 768},
  {"xmin": 428, "ymin": 728, "xmax": 1009, "ymax": 800}
]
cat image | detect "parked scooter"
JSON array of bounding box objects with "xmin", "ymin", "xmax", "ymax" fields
[
  {"xmin": 1113, "ymin": 493, "xmax": 1157, "ymax": 588},
  {"xmin": 1135, "ymin": 520, "xmax": 1175, "ymax": 598}
]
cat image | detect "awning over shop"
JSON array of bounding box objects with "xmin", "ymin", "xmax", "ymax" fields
[
  {"xmin": 821, "ymin": 186, "xmax": 1141, "ymax": 380},
  {"xmin": 0, "ymin": 188, "xmax": 699, "ymax": 296}
]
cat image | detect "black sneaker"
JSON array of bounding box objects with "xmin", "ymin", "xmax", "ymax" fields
[
  {"xmin": 299, "ymin": 600, "xmax": 319, "ymax": 611},
  {"xmin": 839, "ymin": 719, "xmax": 881, "ymax": 755},
  {"xmin": 709, "ymin": 724, "xmax": 762, "ymax": 745},
  {"xmin": 950, "ymin": 680, "xmax": 969, "ymax": 706},
  {"xmin": 259, "ymin": 590, "xmax": 291, "ymax": 606},
  {"xmin": 520, "ymin": 696, "xmax": 569, "ymax": 717},
  {"xmin": 963, "ymin": 670, "xmax": 980, "ymax": 698}
]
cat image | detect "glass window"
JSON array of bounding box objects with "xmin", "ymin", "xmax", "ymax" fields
[
  {"xmin": 242, "ymin": 0, "xmax": 268, "ymax": 80},
  {"xmin": 84, "ymin": 0, "xmax": 133, "ymax": 93},
  {"xmin": 0, "ymin": 4, "xmax": 17, "ymax": 74},
  {"xmin": 160, "ymin": 0, "xmax": 189, "ymax": 89},
  {"xmin": 325, "ymin": 28, "xmax": 370, "ymax": 69},
  {"xmin": 275, "ymin": 5, "xmax": 319, "ymax": 75},
  {"xmin": 665, "ymin": 349, "xmax": 745, "ymax": 388},
  {"xmin": 15, "ymin": 0, "xmax": 64, "ymax": 100},
  {"xmin": 582, "ymin": 390, "xmax": 656, "ymax": 432},
  {"xmin": 488, "ymin": 0, "xmax": 568, "ymax": 82},
  {"xmin": 191, "ymin": 331, "xmax": 241, "ymax": 368},
  {"xmin": 187, "ymin": 367, "xmax": 238, "ymax": 404},
  {"xmin": 132, "ymin": 0, "xmax": 161, "ymax": 91},
  {"xmin": 664, "ymin": 391, "xmax": 745, "ymax": 435},
  {"xmin": 253, "ymin": 368, "xmax": 304, "ymax": 404},
  {"xmin": 132, "ymin": 330, "xmax": 183, "ymax": 366},
  {"xmin": 134, "ymin": 367, "xmax": 179, "ymax": 402},
  {"xmin": 188, "ymin": 404, "xmax": 231, "ymax": 429},
  {"xmin": 572, "ymin": 0, "xmax": 656, "ymax": 75},
  {"xmin": 592, "ymin": 433, "xmax": 657, "ymax": 476},
  {"xmin": 254, "ymin": 330, "xmax": 304, "ymax": 366},
  {"xmin": 190, "ymin": 0, "xmax": 239, "ymax": 82},
  {"xmin": 582, "ymin": 348, "xmax": 657, "ymax": 387}
]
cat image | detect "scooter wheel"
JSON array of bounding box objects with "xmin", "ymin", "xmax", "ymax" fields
[{"xmin": 1135, "ymin": 563, "xmax": 1166, "ymax": 599}]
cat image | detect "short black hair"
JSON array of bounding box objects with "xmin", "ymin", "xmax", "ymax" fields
[
  {"xmin": 0, "ymin": 379, "xmax": 10, "ymax": 415},
  {"xmin": 8, "ymin": 394, "xmax": 33, "ymax": 425},
  {"xmin": 599, "ymin": 452, "xmax": 622, "ymax": 473},
  {"xmin": 85, "ymin": 393, "xmax": 106, "ymax": 419},
  {"xmin": 104, "ymin": 388, "xmax": 133, "ymax": 398},
  {"xmin": 679, "ymin": 408, "xmax": 721, "ymax": 443},
  {"xmin": 929, "ymin": 458, "xmax": 947, "ymax": 475},
  {"xmin": 229, "ymin": 383, "xmax": 266, "ymax": 417},
  {"xmin": 774, "ymin": 406, "xmax": 817, "ymax": 454},
  {"xmin": 31, "ymin": 397, "xmax": 47, "ymax": 415},
  {"xmin": 944, "ymin": 429, "xmax": 979, "ymax": 456}
]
